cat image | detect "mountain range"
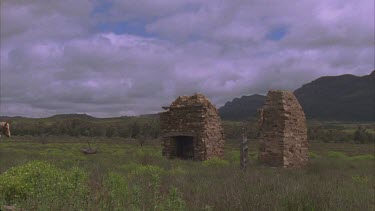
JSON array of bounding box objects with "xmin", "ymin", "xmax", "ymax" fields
[
  {"xmin": 219, "ymin": 70, "xmax": 375, "ymax": 121},
  {"xmin": 1, "ymin": 71, "xmax": 374, "ymax": 122}
]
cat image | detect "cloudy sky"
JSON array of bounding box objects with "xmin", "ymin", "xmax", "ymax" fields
[{"xmin": 0, "ymin": 0, "xmax": 374, "ymax": 117}]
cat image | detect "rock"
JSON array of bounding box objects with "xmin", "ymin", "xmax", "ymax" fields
[
  {"xmin": 80, "ymin": 148, "xmax": 97, "ymax": 154},
  {"xmin": 2, "ymin": 205, "xmax": 18, "ymax": 211}
]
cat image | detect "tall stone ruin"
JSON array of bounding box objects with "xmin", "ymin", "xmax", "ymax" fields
[
  {"xmin": 258, "ymin": 90, "xmax": 308, "ymax": 167},
  {"xmin": 160, "ymin": 93, "xmax": 225, "ymax": 161}
]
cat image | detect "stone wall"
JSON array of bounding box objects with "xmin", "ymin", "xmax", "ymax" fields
[
  {"xmin": 161, "ymin": 93, "xmax": 224, "ymax": 160},
  {"xmin": 258, "ymin": 90, "xmax": 308, "ymax": 167}
]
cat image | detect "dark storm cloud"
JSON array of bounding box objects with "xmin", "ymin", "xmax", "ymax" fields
[{"xmin": 0, "ymin": 0, "xmax": 374, "ymax": 117}]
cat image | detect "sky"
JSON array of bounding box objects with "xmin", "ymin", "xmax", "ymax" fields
[{"xmin": 0, "ymin": 0, "xmax": 374, "ymax": 117}]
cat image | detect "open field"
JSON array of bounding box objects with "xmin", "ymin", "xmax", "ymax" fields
[{"xmin": 0, "ymin": 137, "xmax": 374, "ymax": 210}]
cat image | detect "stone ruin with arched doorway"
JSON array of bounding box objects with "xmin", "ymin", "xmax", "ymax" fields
[
  {"xmin": 160, "ymin": 93, "xmax": 224, "ymax": 161},
  {"xmin": 258, "ymin": 90, "xmax": 308, "ymax": 167}
]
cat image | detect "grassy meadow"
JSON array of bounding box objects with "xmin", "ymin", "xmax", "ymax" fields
[{"xmin": 0, "ymin": 136, "xmax": 374, "ymax": 211}]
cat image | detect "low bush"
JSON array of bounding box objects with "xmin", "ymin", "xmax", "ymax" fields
[
  {"xmin": 168, "ymin": 166, "xmax": 187, "ymax": 175},
  {"xmin": 103, "ymin": 171, "xmax": 186, "ymax": 210},
  {"xmin": 130, "ymin": 165, "xmax": 166, "ymax": 177},
  {"xmin": 202, "ymin": 157, "xmax": 230, "ymax": 167},
  {"xmin": 159, "ymin": 187, "xmax": 186, "ymax": 211},
  {"xmin": 308, "ymin": 152, "xmax": 320, "ymax": 159},
  {"xmin": 0, "ymin": 161, "xmax": 88, "ymax": 210},
  {"xmin": 103, "ymin": 172, "xmax": 129, "ymax": 210},
  {"xmin": 327, "ymin": 151, "xmax": 347, "ymax": 158},
  {"xmin": 226, "ymin": 151, "xmax": 240, "ymax": 163},
  {"xmin": 347, "ymin": 154, "xmax": 375, "ymax": 161}
]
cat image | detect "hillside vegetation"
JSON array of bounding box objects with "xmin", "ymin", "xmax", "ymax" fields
[{"xmin": 294, "ymin": 70, "xmax": 375, "ymax": 121}]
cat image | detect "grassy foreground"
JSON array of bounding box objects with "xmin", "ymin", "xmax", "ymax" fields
[{"xmin": 0, "ymin": 137, "xmax": 374, "ymax": 211}]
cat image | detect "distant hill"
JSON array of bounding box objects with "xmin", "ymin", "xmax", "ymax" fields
[
  {"xmin": 294, "ymin": 70, "xmax": 375, "ymax": 121},
  {"xmin": 219, "ymin": 71, "xmax": 375, "ymax": 121},
  {"xmin": 47, "ymin": 113, "xmax": 96, "ymax": 120},
  {"xmin": 218, "ymin": 94, "xmax": 266, "ymax": 120},
  {"xmin": 0, "ymin": 113, "xmax": 159, "ymax": 123},
  {"xmin": 1, "ymin": 114, "xmax": 95, "ymax": 120}
]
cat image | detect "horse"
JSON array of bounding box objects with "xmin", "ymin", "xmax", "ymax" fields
[{"xmin": 0, "ymin": 122, "xmax": 11, "ymax": 138}]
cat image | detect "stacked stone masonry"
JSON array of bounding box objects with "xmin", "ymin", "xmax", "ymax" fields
[
  {"xmin": 258, "ymin": 90, "xmax": 308, "ymax": 167},
  {"xmin": 161, "ymin": 93, "xmax": 225, "ymax": 161}
]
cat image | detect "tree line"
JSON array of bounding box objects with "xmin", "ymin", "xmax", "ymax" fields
[
  {"xmin": 9, "ymin": 118, "xmax": 160, "ymax": 139},
  {"xmin": 308, "ymin": 124, "xmax": 374, "ymax": 144},
  {"xmin": 3, "ymin": 117, "xmax": 374, "ymax": 144}
]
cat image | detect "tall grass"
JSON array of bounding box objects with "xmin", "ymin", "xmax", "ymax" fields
[{"xmin": 0, "ymin": 138, "xmax": 374, "ymax": 210}]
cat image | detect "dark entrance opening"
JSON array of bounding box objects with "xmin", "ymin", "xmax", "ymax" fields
[{"xmin": 174, "ymin": 136, "xmax": 194, "ymax": 159}]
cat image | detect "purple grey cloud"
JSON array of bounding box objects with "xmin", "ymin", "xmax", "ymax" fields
[{"xmin": 0, "ymin": 0, "xmax": 374, "ymax": 117}]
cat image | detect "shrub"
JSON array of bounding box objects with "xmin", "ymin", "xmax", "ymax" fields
[
  {"xmin": 202, "ymin": 157, "xmax": 229, "ymax": 167},
  {"xmin": 103, "ymin": 172, "xmax": 129, "ymax": 209},
  {"xmin": 248, "ymin": 151, "xmax": 258, "ymax": 159},
  {"xmin": 327, "ymin": 151, "xmax": 347, "ymax": 159},
  {"xmin": 308, "ymin": 152, "xmax": 320, "ymax": 159},
  {"xmin": 347, "ymin": 154, "xmax": 375, "ymax": 161},
  {"xmin": 159, "ymin": 187, "xmax": 186, "ymax": 211},
  {"xmin": 352, "ymin": 175, "xmax": 370, "ymax": 184},
  {"xmin": 130, "ymin": 165, "xmax": 166, "ymax": 177},
  {"xmin": 135, "ymin": 148, "xmax": 146, "ymax": 157},
  {"xmin": 0, "ymin": 161, "xmax": 88, "ymax": 209},
  {"xmin": 226, "ymin": 151, "xmax": 240, "ymax": 163},
  {"xmin": 119, "ymin": 162, "xmax": 139, "ymax": 172},
  {"xmin": 168, "ymin": 166, "xmax": 187, "ymax": 175},
  {"xmin": 130, "ymin": 166, "xmax": 162, "ymax": 210},
  {"xmin": 103, "ymin": 171, "xmax": 186, "ymax": 210}
]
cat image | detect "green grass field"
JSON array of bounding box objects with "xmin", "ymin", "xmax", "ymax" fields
[{"xmin": 1, "ymin": 137, "xmax": 374, "ymax": 210}]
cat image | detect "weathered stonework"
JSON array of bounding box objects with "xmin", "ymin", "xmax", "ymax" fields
[
  {"xmin": 161, "ymin": 93, "xmax": 225, "ymax": 161},
  {"xmin": 258, "ymin": 90, "xmax": 308, "ymax": 167}
]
